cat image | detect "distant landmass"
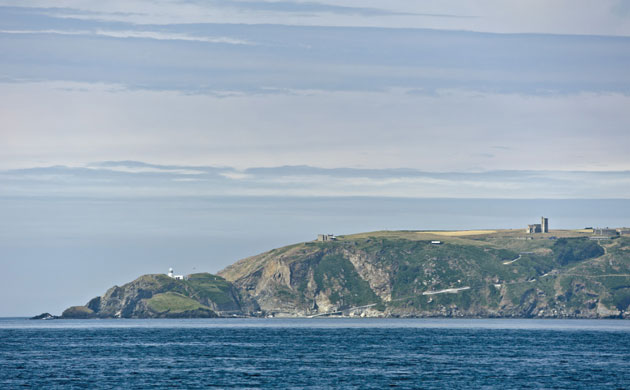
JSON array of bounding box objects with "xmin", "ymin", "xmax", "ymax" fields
[{"xmin": 49, "ymin": 229, "xmax": 630, "ymax": 319}]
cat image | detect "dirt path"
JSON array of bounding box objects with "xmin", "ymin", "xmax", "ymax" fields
[
  {"xmin": 422, "ymin": 286, "xmax": 471, "ymax": 295},
  {"xmin": 503, "ymin": 255, "xmax": 521, "ymax": 265}
]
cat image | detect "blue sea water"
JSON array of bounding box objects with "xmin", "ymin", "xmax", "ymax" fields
[{"xmin": 1, "ymin": 318, "xmax": 630, "ymax": 389}]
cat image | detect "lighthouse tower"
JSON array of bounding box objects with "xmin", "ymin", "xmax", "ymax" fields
[{"xmin": 168, "ymin": 267, "xmax": 174, "ymax": 278}]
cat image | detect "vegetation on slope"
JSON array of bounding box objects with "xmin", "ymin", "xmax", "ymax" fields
[
  {"xmin": 552, "ymin": 238, "xmax": 605, "ymax": 266},
  {"xmin": 147, "ymin": 291, "xmax": 212, "ymax": 314},
  {"xmin": 185, "ymin": 273, "xmax": 240, "ymax": 306},
  {"xmin": 220, "ymin": 229, "xmax": 621, "ymax": 318},
  {"xmin": 63, "ymin": 272, "xmax": 254, "ymax": 318},
  {"xmin": 59, "ymin": 229, "xmax": 629, "ymax": 319},
  {"xmin": 311, "ymin": 254, "xmax": 380, "ymax": 308}
]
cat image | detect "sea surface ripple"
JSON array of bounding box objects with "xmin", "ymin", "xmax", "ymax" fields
[{"xmin": 1, "ymin": 318, "xmax": 630, "ymax": 389}]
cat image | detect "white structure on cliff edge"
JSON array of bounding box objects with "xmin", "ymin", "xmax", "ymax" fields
[{"xmin": 167, "ymin": 267, "xmax": 185, "ymax": 280}]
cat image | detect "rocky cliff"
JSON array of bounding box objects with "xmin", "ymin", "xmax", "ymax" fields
[
  {"xmin": 58, "ymin": 230, "xmax": 630, "ymax": 319},
  {"xmin": 218, "ymin": 230, "xmax": 630, "ymax": 319}
]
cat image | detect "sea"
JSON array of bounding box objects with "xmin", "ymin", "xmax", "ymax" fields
[{"xmin": 1, "ymin": 319, "xmax": 630, "ymax": 389}]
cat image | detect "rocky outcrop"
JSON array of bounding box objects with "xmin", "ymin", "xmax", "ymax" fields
[
  {"xmin": 30, "ymin": 312, "xmax": 56, "ymax": 320},
  {"xmin": 341, "ymin": 247, "xmax": 393, "ymax": 301},
  {"xmin": 60, "ymin": 273, "xmax": 258, "ymax": 319},
  {"xmin": 61, "ymin": 306, "xmax": 95, "ymax": 319}
]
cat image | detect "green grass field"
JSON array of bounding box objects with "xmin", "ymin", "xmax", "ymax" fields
[{"xmin": 146, "ymin": 292, "xmax": 211, "ymax": 314}]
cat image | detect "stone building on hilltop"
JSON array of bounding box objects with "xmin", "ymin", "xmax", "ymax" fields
[{"xmin": 526, "ymin": 217, "xmax": 549, "ymax": 234}]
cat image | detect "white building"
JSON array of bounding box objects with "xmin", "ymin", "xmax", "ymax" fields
[{"xmin": 167, "ymin": 267, "xmax": 185, "ymax": 280}]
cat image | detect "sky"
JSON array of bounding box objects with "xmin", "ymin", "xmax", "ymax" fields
[{"xmin": 1, "ymin": 1, "xmax": 630, "ymax": 316}]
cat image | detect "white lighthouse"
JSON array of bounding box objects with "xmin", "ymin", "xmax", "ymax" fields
[{"xmin": 167, "ymin": 267, "xmax": 185, "ymax": 280}]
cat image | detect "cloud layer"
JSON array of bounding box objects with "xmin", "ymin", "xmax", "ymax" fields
[
  {"xmin": 3, "ymin": 1, "xmax": 630, "ymax": 35},
  {"xmin": 3, "ymin": 161, "xmax": 630, "ymax": 199},
  {"xmin": 2, "ymin": 83, "xmax": 629, "ymax": 172},
  {"xmin": 2, "ymin": 4, "xmax": 630, "ymax": 172},
  {"xmin": 2, "ymin": 9, "xmax": 629, "ymax": 95}
]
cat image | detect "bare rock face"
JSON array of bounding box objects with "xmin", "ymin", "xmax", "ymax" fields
[
  {"xmin": 221, "ymin": 244, "xmax": 381, "ymax": 316},
  {"xmin": 341, "ymin": 247, "xmax": 393, "ymax": 302},
  {"xmin": 314, "ymin": 292, "xmax": 335, "ymax": 313}
]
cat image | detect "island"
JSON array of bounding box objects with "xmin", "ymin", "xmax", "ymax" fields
[{"xmin": 48, "ymin": 226, "xmax": 630, "ymax": 319}]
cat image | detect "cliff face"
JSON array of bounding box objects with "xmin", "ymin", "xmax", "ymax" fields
[
  {"xmin": 218, "ymin": 232, "xmax": 630, "ymax": 319},
  {"xmin": 59, "ymin": 230, "xmax": 630, "ymax": 319},
  {"xmin": 62, "ymin": 273, "xmax": 259, "ymax": 319}
]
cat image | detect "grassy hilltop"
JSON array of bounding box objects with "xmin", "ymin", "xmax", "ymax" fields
[{"xmin": 57, "ymin": 229, "xmax": 630, "ymax": 319}]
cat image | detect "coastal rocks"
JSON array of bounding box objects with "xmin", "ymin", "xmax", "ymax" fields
[
  {"xmin": 314, "ymin": 292, "xmax": 335, "ymax": 313},
  {"xmin": 61, "ymin": 306, "xmax": 95, "ymax": 319},
  {"xmin": 30, "ymin": 312, "xmax": 57, "ymax": 320},
  {"xmin": 596, "ymin": 302, "xmax": 621, "ymax": 318}
]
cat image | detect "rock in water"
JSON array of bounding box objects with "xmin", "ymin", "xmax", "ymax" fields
[{"xmin": 30, "ymin": 312, "xmax": 56, "ymax": 320}]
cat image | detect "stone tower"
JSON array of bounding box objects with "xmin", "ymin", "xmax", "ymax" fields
[{"xmin": 541, "ymin": 217, "xmax": 549, "ymax": 233}]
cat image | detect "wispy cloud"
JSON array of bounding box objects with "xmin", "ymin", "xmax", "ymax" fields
[
  {"xmin": 183, "ymin": 0, "xmax": 474, "ymax": 18},
  {"xmin": 219, "ymin": 171, "xmax": 254, "ymax": 180},
  {"xmin": 0, "ymin": 29, "xmax": 85, "ymax": 35},
  {"xmin": 94, "ymin": 29, "xmax": 253, "ymax": 44},
  {"xmin": 37, "ymin": 1, "xmax": 472, "ymax": 22},
  {"xmin": 0, "ymin": 28, "xmax": 253, "ymax": 45},
  {"xmin": 86, "ymin": 165, "xmax": 205, "ymax": 175},
  {"xmin": 3, "ymin": 1, "xmax": 629, "ymax": 36},
  {"xmin": 86, "ymin": 161, "xmax": 213, "ymax": 175},
  {"xmin": 2, "ymin": 5, "xmax": 630, "ymax": 177},
  {"xmin": 3, "ymin": 17, "xmax": 630, "ymax": 95}
]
